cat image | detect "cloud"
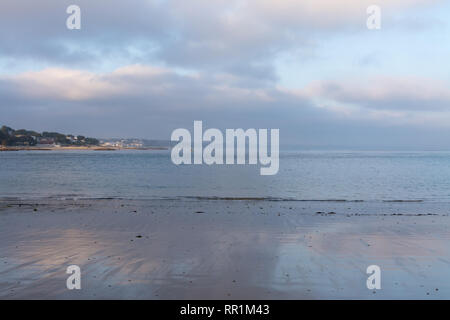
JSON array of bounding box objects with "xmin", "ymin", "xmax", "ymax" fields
[
  {"xmin": 306, "ymin": 76, "xmax": 450, "ymax": 112},
  {"xmin": 1, "ymin": 64, "xmax": 359, "ymax": 145},
  {"xmin": 1, "ymin": 65, "xmax": 276, "ymax": 106},
  {"xmin": 0, "ymin": 0, "xmax": 443, "ymax": 77},
  {"xmin": 3, "ymin": 65, "xmax": 450, "ymax": 140},
  {"xmin": 1, "ymin": 0, "xmax": 450, "ymax": 149}
]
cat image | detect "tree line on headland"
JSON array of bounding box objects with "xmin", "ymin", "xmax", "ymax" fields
[{"xmin": 0, "ymin": 125, "xmax": 99, "ymax": 147}]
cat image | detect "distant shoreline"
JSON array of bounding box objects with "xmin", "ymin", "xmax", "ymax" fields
[{"xmin": 0, "ymin": 146, "xmax": 168, "ymax": 151}]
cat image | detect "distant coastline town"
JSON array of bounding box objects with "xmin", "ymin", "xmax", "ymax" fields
[{"xmin": 0, "ymin": 125, "xmax": 169, "ymax": 151}]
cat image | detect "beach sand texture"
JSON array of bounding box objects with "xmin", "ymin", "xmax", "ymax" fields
[{"xmin": 0, "ymin": 198, "xmax": 449, "ymax": 299}]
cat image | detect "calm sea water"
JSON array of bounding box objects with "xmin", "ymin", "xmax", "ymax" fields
[{"xmin": 1, "ymin": 150, "xmax": 450, "ymax": 202}]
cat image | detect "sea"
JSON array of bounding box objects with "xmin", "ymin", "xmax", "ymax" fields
[{"xmin": 1, "ymin": 150, "xmax": 450, "ymax": 202}]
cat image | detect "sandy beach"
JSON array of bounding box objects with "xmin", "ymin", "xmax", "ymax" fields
[{"xmin": 1, "ymin": 198, "xmax": 449, "ymax": 300}]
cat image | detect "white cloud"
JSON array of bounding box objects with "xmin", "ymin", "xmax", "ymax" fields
[
  {"xmin": 284, "ymin": 76, "xmax": 450, "ymax": 128},
  {"xmin": 1, "ymin": 65, "xmax": 278, "ymax": 106},
  {"xmin": 5, "ymin": 66, "xmax": 450, "ymax": 129},
  {"xmin": 306, "ymin": 76, "xmax": 450, "ymax": 111}
]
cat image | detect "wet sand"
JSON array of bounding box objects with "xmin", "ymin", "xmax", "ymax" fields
[{"xmin": 0, "ymin": 198, "xmax": 449, "ymax": 299}]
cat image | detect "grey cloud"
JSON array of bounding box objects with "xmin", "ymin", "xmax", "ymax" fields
[
  {"xmin": 0, "ymin": 65, "xmax": 349, "ymax": 144},
  {"xmin": 312, "ymin": 78, "xmax": 450, "ymax": 112},
  {"xmin": 3, "ymin": 66, "xmax": 450, "ymax": 150},
  {"xmin": 0, "ymin": 0, "xmax": 441, "ymax": 78},
  {"xmin": 2, "ymin": 0, "xmax": 450, "ymax": 150}
]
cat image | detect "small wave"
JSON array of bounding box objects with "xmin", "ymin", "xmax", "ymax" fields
[
  {"xmin": 0, "ymin": 195, "xmax": 430, "ymax": 203},
  {"xmin": 179, "ymin": 196, "xmax": 365, "ymax": 202},
  {"xmin": 382, "ymin": 200, "xmax": 424, "ymax": 203}
]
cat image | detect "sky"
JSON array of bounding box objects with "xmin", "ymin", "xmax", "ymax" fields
[{"xmin": 1, "ymin": 0, "xmax": 450, "ymax": 149}]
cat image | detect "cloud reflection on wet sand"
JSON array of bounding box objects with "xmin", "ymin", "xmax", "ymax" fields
[{"xmin": 0, "ymin": 199, "xmax": 449, "ymax": 299}]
